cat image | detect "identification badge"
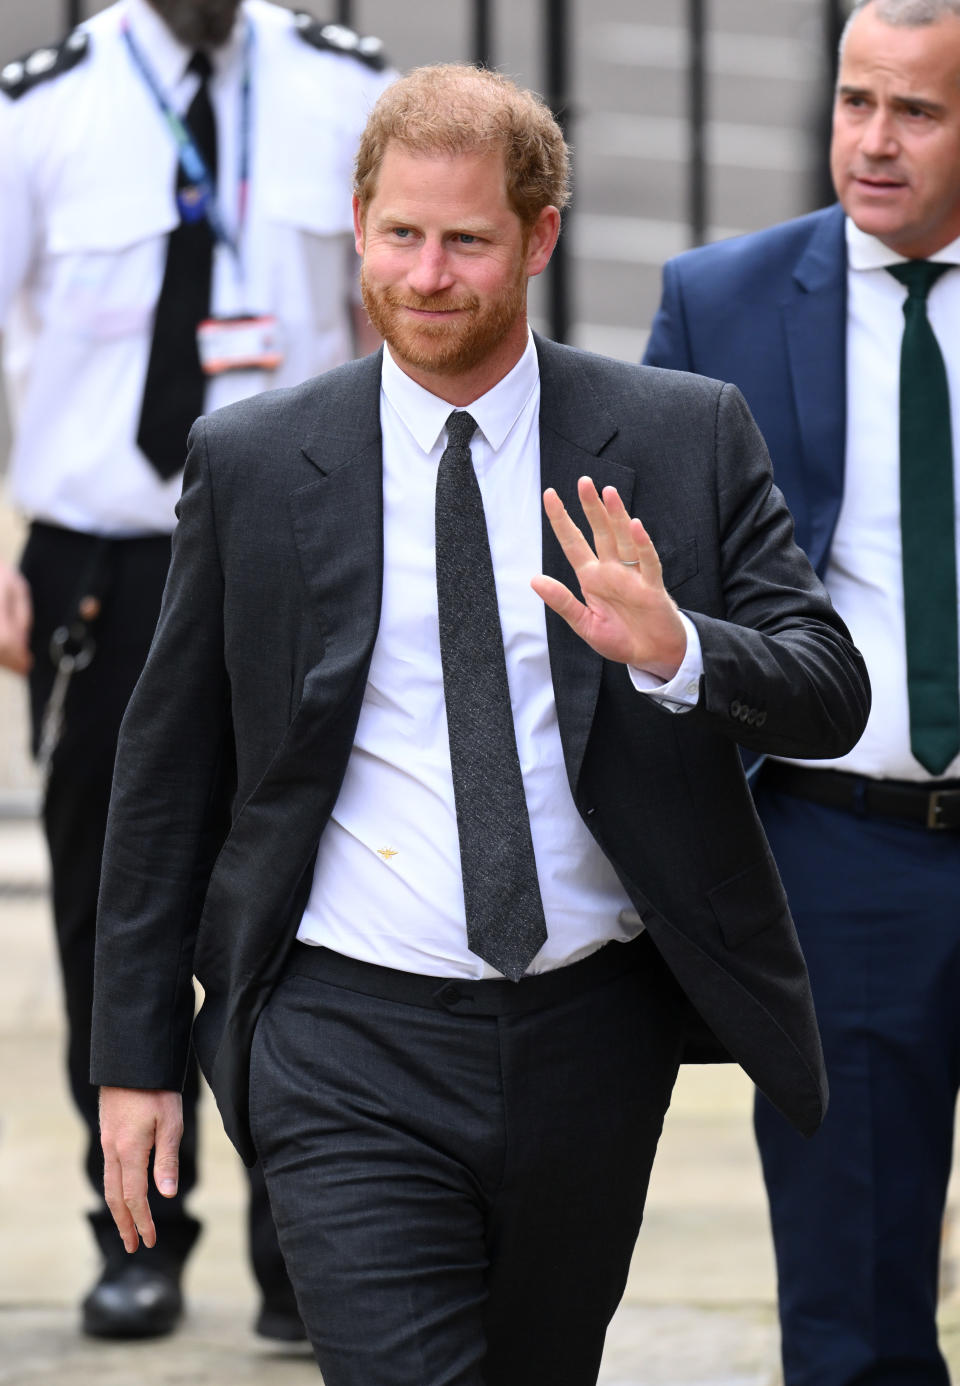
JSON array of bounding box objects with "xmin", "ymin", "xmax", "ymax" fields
[{"xmin": 197, "ymin": 314, "xmax": 284, "ymax": 375}]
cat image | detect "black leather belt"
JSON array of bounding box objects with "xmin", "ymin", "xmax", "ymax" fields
[
  {"xmin": 284, "ymin": 931, "xmax": 653, "ymax": 1017},
  {"xmin": 760, "ymin": 761, "xmax": 960, "ymax": 831}
]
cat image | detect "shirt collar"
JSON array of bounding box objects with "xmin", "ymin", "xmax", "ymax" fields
[
  {"xmin": 381, "ymin": 332, "xmax": 540, "ymax": 457},
  {"xmin": 846, "ymin": 216, "xmax": 960, "ymax": 270},
  {"xmin": 124, "ymin": 0, "xmax": 246, "ymax": 89}
]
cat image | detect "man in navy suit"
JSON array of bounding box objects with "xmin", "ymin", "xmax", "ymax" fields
[{"xmin": 645, "ymin": 2, "xmax": 960, "ymax": 1383}]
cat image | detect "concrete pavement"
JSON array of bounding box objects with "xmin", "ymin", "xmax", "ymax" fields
[{"xmin": 1, "ymin": 806, "xmax": 959, "ymax": 1384}]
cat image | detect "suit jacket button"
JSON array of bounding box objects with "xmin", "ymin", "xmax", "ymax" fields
[
  {"xmin": 730, "ymin": 700, "xmax": 742, "ymax": 717},
  {"xmin": 756, "ymin": 711, "xmax": 767, "ymax": 728},
  {"xmin": 746, "ymin": 709, "xmax": 758, "ymax": 725}
]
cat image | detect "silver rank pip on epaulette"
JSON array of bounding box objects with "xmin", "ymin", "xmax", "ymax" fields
[
  {"xmin": 1, "ymin": 30, "xmax": 90, "ymax": 100},
  {"xmin": 292, "ymin": 13, "xmax": 388, "ymax": 71}
]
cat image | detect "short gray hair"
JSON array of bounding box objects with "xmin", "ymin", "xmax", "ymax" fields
[
  {"xmin": 840, "ymin": 0, "xmax": 960, "ymax": 60},
  {"xmin": 853, "ymin": 0, "xmax": 960, "ymax": 18}
]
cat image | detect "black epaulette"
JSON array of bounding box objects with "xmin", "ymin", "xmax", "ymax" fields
[
  {"xmin": 292, "ymin": 13, "xmax": 388, "ymax": 71},
  {"xmin": 0, "ymin": 29, "xmax": 90, "ymax": 101}
]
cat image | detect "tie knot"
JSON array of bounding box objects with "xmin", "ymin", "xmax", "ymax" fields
[
  {"xmin": 887, "ymin": 259, "xmax": 951, "ymax": 302},
  {"xmin": 188, "ymin": 50, "xmax": 212, "ymax": 82},
  {"xmin": 445, "ymin": 410, "xmax": 478, "ymax": 451}
]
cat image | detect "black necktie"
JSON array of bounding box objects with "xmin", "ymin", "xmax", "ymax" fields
[
  {"xmin": 136, "ymin": 51, "xmax": 217, "ymax": 479},
  {"xmin": 887, "ymin": 260, "xmax": 959, "ymax": 775},
  {"xmin": 435, "ymin": 410, "xmax": 548, "ymax": 982}
]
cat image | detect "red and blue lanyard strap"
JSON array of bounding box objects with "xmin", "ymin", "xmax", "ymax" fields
[{"xmin": 120, "ymin": 15, "xmax": 253, "ymax": 258}]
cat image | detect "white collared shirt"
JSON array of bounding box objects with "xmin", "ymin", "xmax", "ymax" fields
[
  {"xmin": 789, "ymin": 221, "xmax": 960, "ymax": 781},
  {"xmin": 298, "ymin": 335, "xmax": 699, "ymax": 977},
  {"xmin": 0, "ymin": 0, "xmax": 393, "ymax": 535}
]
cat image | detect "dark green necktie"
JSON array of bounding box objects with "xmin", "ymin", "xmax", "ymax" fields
[{"xmin": 887, "ymin": 260, "xmax": 958, "ymax": 775}]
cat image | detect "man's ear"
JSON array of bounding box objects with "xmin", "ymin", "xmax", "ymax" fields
[
  {"xmin": 352, "ymin": 194, "xmax": 365, "ymax": 256},
  {"xmin": 525, "ymin": 206, "xmax": 562, "ymax": 279}
]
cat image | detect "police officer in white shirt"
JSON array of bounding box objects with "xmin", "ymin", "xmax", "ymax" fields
[{"xmin": 0, "ymin": 0, "xmax": 392, "ymax": 1344}]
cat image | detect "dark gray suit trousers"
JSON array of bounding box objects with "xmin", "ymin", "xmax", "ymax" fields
[{"xmin": 248, "ymin": 932, "xmax": 685, "ymax": 1385}]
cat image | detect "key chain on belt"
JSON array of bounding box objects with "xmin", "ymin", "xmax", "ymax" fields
[{"xmin": 36, "ymin": 541, "xmax": 113, "ymax": 786}]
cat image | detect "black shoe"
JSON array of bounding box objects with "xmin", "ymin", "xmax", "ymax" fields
[
  {"xmin": 254, "ymin": 1301, "xmax": 308, "ymax": 1343},
  {"xmin": 82, "ymin": 1259, "xmax": 183, "ymax": 1339}
]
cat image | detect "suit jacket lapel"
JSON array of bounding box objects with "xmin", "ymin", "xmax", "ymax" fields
[
  {"xmin": 283, "ymin": 352, "xmax": 385, "ymax": 762},
  {"xmin": 781, "ymin": 204, "xmax": 847, "ymax": 573},
  {"xmin": 535, "ymin": 334, "xmax": 635, "ymax": 791},
  {"xmin": 198, "ymin": 355, "xmax": 386, "ymax": 982}
]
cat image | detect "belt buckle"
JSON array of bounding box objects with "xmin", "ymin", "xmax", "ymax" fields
[{"xmin": 926, "ymin": 789, "xmax": 957, "ymax": 830}]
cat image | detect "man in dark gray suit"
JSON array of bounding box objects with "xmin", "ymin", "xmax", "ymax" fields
[{"xmin": 91, "ymin": 63, "xmax": 869, "ymax": 1386}]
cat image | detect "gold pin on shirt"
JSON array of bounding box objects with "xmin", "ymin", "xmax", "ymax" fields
[{"xmin": 377, "ymin": 847, "xmax": 398, "ymax": 860}]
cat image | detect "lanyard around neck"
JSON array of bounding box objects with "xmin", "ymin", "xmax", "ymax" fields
[{"xmin": 121, "ymin": 15, "xmax": 253, "ymax": 258}]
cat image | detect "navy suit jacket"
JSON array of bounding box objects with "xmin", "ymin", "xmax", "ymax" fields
[{"xmin": 644, "ymin": 203, "xmax": 848, "ymax": 577}]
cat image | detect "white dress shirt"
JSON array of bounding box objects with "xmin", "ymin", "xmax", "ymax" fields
[
  {"xmin": 298, "ymin": 335, "xmax": 701, "ymax": 977},
  {"xmin": 790, "ymin": 221, "xmax": 960, "ymax": 781},
  {"xmin": 0, "ymin": 0, "xmax": 393, "ymax": 536}
]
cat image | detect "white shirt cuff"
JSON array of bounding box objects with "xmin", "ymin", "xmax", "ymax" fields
[{"xmin": 627, "ymin": 612, "xmax": 703, "ymax": 713}]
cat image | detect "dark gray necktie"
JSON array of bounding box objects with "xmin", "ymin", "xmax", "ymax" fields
[{"xmin": 435, "ymin": 410, "xmax": 547, "ymax": 981}]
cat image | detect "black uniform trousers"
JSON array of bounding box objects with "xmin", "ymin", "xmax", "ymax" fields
[
  {"xmin": 21, "ymin": 522, "xmax": 294, "ymax": 1309},
  {"xmin": 249, "ymin": 931, "xmax": 686, "ymax": 1385}
]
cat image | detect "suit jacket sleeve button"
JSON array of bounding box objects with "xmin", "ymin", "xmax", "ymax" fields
[
  {"xmin": 730, "ymin": 700, "xmax": 742, "ymax": 717},
  {"xmin": 756, "ymin": 711, "xmax": 767, "ymax": 728}
]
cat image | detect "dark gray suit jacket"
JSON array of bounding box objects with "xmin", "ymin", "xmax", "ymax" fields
[{"xmin": 91, "ymin": 335, "xmax": 869, "ymax": 1161}]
